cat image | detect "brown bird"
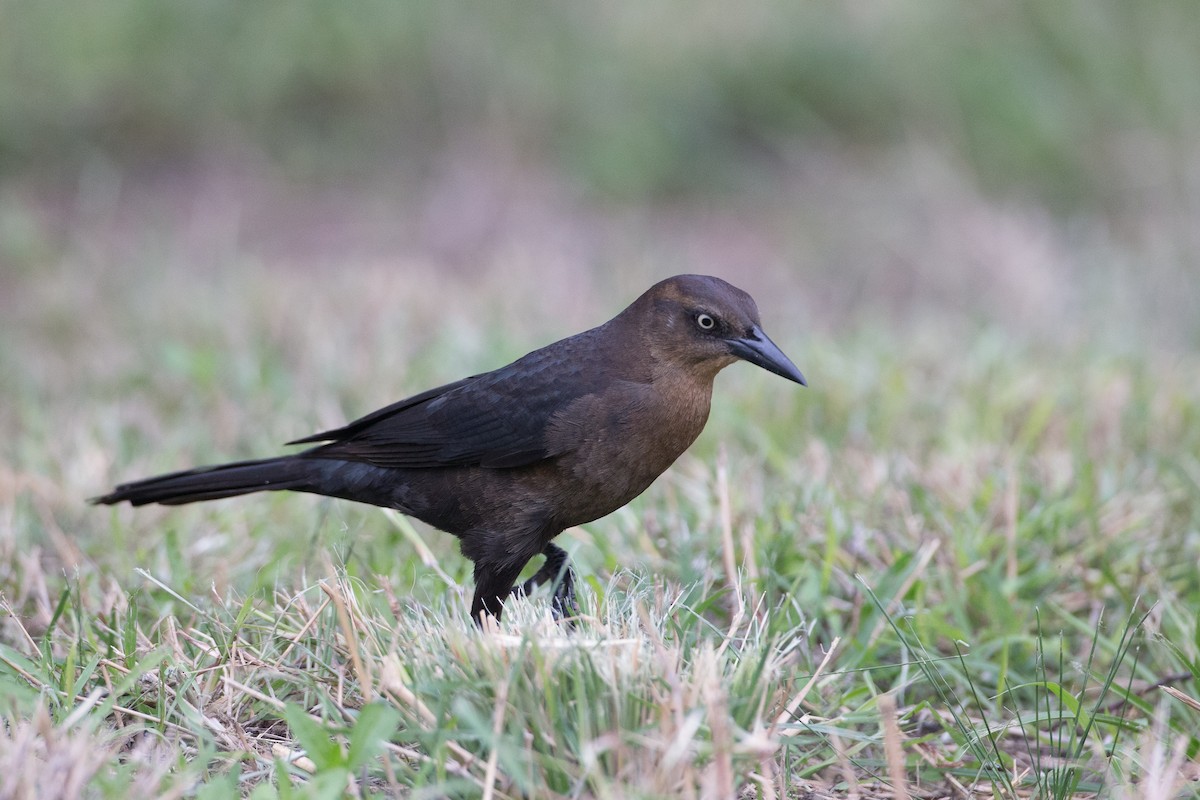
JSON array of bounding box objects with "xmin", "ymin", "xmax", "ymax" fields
[{"xmin": 93, "ymin": 275, "xmax": 805, "ymax": 623}]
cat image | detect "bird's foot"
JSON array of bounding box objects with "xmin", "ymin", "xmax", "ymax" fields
[
  {"xmin": 511, "ymin": 568, "xmax": 577, "ymax": 624},
  {"xmin": 550, "ymin": 578, "xmax": 579, "ymax": 626}
]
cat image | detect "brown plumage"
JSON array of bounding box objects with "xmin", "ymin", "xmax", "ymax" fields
[{"xmin": 93, "ymin": 275, "xmax": 805, "ymax": 623}]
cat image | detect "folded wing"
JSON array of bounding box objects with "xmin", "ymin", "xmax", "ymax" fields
[{"xmin": 291, "ymin": 335, "xmax": 609, "ymax": 470}]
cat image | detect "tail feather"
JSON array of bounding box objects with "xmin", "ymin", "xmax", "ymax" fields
[{"xmin": 91, "ymin": 457, "xmax": 312, "ymax": 507}]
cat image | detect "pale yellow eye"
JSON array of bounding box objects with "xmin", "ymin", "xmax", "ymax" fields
[{"xmin": 695, "ymin": 313, "xmax": 716, "ymax": 330}]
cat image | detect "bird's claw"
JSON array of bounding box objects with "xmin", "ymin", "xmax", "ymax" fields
[{"xmin": 510, "ymin": 567, "xmax": 577, "ymax": 623}]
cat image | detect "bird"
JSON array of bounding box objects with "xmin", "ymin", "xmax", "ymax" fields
[{"xmin": 93, "ymin": 274, "xmax": 806, "ymax": 624}]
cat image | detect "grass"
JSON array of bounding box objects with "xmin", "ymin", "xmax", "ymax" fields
[
  {"xmin": 3, "ymin": 211, "xmax": 1199, "ymax": 798},
  {"xmin": 4, "ymin": 3, "xmax": 1200, "ymax": 794}
]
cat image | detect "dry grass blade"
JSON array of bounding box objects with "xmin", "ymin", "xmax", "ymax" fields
[
  {"xmin": 773, "ymin": 637, "xmax": 840, "ymax": 736},
  {"xmin": 319, "ymin": 576, "xmax": 373, "ymax": 702},
  {"xmin": 878, "ymin": 693, "xmax": 910, "ymax": 800},
  {"xmin": 1159, "ymin": 686, "xmax": 1200, "ymax": 713},
  {"xmin": 481, "ymin": 677, "xmax": 511, "ymax": 800}
]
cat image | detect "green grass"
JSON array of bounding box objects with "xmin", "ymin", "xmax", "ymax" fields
[
  {"xmin": 3, "ymin": 232, "xmax": 1199, "ymax": 798},
  {"xmin": 4, "ymin": 3, "xmax": 1200, "ymax": 794}
]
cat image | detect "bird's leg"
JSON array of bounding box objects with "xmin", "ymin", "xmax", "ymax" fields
[
  {"xmin": 470, "ymin": 559, "xmax": 526, "ymax": 626},
  {"xmin": 511, "ymin": 542, "xmax": 577, "ymax": 620},
  {"xmin": 513, "ymin": 542, "xmax": 568, "ymax": 593},
  {"xmin": 549, "ymin": 557, "xmax": 577, "ymax": 621}
]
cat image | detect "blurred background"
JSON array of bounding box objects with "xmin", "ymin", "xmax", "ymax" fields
[{"xmin": 3, "ymin": 0, "xmax": 1199, "ymax": 346}]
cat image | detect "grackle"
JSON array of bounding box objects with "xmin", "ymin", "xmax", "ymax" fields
[{"xmin": 93, "ymin": 275, "xmax": 805, "ymax": 623}]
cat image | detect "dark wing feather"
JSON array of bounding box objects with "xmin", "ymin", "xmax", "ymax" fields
[
  {"xmin": 292, "ymin": 331, "xmax": 610, "ymax": 470},
  {"xmin": 286, "ymin": 377, "xmax": 474, "ymax": 446}
]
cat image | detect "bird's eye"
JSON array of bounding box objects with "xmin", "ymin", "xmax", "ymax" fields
[{"xmin": 695, "ymin": 313, "xmax": 716, "ymax": 330}]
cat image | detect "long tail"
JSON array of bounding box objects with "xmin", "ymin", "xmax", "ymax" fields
[{"xmin": 91, "ymin": 457, "xmax": 315, "ymax": 506}]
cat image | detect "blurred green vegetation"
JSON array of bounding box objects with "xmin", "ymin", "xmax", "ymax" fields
[{"xmin": 3, "ymin": 1, "xmax": 1198, "ymax": 208}]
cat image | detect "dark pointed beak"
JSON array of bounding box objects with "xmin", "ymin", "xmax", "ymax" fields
[{"xmin": 729, "ymin": 326, "xmax": 806, "ymax": 386}]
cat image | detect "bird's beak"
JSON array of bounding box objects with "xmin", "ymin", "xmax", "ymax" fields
[{"xmin": 729, "ymin": 326, "xmax": 807, "ymax": 386}]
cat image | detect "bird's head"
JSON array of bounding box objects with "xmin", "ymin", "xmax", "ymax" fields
[{"xmin": 630, "ymin": 274, "xmax": 806, "ymax": 386}]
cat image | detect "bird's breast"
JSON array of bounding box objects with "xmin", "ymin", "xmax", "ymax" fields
[{"xmin": 540, "ymin": 374, "xmax": 714, "ymax": 527}]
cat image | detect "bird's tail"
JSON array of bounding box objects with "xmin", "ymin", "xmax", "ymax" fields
[{"xmin": 91, "ymin": 457, "xmax": 314, "ymax": 507}]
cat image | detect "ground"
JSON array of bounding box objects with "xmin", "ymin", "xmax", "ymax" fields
[{"xmin": 2, "ymin": 159, "xmax": 1198, "ymax": 797}]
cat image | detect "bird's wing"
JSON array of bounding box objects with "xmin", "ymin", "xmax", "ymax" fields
[{"xmin": 290, "ymin": 336, "xmax": 610, "ymax": 470}]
